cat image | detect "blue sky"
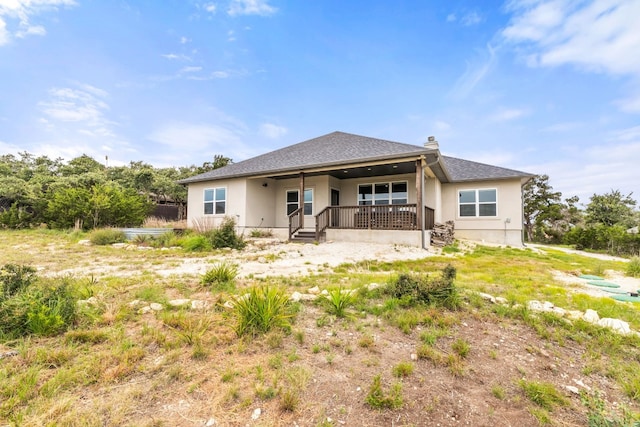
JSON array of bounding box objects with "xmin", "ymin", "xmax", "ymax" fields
[{"xmin": 1, "ymin": 0, "xmax": 639, "ymax": 205}]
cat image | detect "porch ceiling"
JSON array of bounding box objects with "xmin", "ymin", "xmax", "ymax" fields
[{"xmin": 268, "ymin": 160, "xmax": 417, "ymax": 180}]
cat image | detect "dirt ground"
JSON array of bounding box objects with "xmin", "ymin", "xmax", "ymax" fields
[{"xmin": 4, "ymin": 237, "xmax": 640, "ymax": 426}]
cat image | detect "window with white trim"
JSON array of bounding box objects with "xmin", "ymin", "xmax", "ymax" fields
[
  {"xmin": 286, "ymin": 189, "xmax": 313, "ymax": 215},
  {"xmin": 458, "ymin": 188, "xmax": 497, "ymax": 217},
  {"xmin": 204, "ymin": 187, "xmax": 226, "ymax": 215},
  {"xmin": 358, "ymin": 181, "xmax": 408, "ymax": 205}
]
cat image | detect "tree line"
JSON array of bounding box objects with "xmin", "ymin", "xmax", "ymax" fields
[
  {"xmin": 523, "ymin": 175, "xmax": 639, "ymax": 256},
  {"xmin": 0, "ymin": 152, "xmax": 230, "ymax": 230}
]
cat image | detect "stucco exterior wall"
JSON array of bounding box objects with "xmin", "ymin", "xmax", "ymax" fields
[
  {"xmin": 245, "ymin": 178, "xmax": 277, "ymax": 228},
  {"xmin": 441, "ymin": 179, "xmax": 524, "ymax": 246},
  {"xmin": 273, "ymin": 175, "xmax": 331, "ymax": 228},
  {"xmin": 186, "ymin": 178, "xmax": 247, "ymax": 228}
]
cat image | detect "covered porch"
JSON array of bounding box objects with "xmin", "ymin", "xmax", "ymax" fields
[{"xmin": 281, "ymin": 155, "xmax": 440, "ymax": 243}]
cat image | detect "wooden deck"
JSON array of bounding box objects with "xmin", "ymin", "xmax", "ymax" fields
[{"xmin": 289, "ymin": 204, "xmax": 435, "ymax": 241}]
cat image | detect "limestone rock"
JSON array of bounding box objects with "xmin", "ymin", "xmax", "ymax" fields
[
  {"xmin": 149, "ymin": 303, "xmax": 163, "ymax": 311},
  {"xmin": 582, "ymin": 309, "xmax": 599, "ymax": 323},
  {"xmin": 478, "ymin": 292, "xmax": 496, "ymax": 304},
  {"xmin": 598, "ymin": 318, "xmax": 631, "ymax": 335},
  {"xmin": 168, "ymin": 299, "xmax": 191, "ymax": 307}
]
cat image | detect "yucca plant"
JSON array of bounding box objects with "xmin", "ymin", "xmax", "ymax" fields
[
  {"xmin": 232, "ymin": 286, "xmax": 292, "ymax": 336},
  {"xmin": 202, "ymin": 261, "xmax": 238, "ymax": 290},
  {"xmin": 323, "ymin": 287, "xmax": 356, "ymax": 318}
]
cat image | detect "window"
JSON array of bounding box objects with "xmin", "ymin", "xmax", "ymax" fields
[
  {"xmin": 358, "ymin": 181, "xmax": 408, "ymax": 206},
  {"xmin": 458, "ymin": 189, "xmax": 497, "ymax": 217},
  {"xmin": 204, "ymin": 187, "xmax": 226, "ymax": 215},
  {"xmin": 286, "ymin": 189, "xmax": 313, "ymax": 215}
]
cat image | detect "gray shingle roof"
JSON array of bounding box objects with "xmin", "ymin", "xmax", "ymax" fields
[
  {"xmin": 178, "ymin": 131, "xmax": 533, "ymax": 184},
  {"xmin": 178, "ymin": 131, "xmax": 430, "ymax": 184},
  {"xmin": 442, "ymin": 156, "xmax": 533, "ymax": 182}
]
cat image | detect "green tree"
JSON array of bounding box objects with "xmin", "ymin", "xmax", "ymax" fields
[
  {"xmin": 523, "ymin": 175, "xmax": 563, "ymax": 241},
  {"xmin": 585, "ymin": 190, "xmax": 637, "ymax": 228}
]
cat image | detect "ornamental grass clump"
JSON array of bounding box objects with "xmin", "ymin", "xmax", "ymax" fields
[
  {"xmin": 232, "ymin": 286, "xmax": 293, "ymax": 337},
  {"xmin": 88, "ymin": 228, "xmax": 126, "ymax": 245}
]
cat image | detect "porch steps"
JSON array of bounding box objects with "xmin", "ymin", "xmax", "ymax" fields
[{"xmin": 290, "ymin": 230, "xmax": 325, "ymax": 243}]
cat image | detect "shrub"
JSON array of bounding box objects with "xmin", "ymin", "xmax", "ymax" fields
[
  {"xmin": 202, "ymin": 261, "xmax": 238, "ymax": 288},
  {"xmin": 250, "ymin": 228, "xmax": 273, "ymax": 238},
  {"xmin": 89, "ymin": 228, "xmax": 126, "ymax": 245},
  {"xmin": 0, "ymin": 264, "xmax": 37, "ymax": 300},
  {"xmin": 181, "ymin": 235, "xmax": 212, "ymax": 252},
  {"xmin": 0, "ymin": 276, "xmax": 78, "ymax": 339},
  {"xmin": 207, "ymin": 216, "xmax": 246, "ymax": 250},
  {"xmin": 0, "ymin": 202, "xmax": 33, "ymax": 229},
  {"xmin": 627, "ymin": 256, "xmax": 640, "ymax": 278},
  {"xmin": 232, "ymin": 286, "xmax": 292, "ymax": 336},
  {"xmin": 386, "ymin": 265, "xmax": 459, "ymax": 309}
]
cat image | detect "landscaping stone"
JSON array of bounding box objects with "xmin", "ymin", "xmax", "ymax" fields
[
  {"xmin": 598, "ymin": 318, "xmax": 631, "ymax": 335},
  {"xmin": 168, "ymin": 299, "xmax": 191, "ymax": 307},
  {"xmin": 582, "ymin": 309, "xmax": 600, "ymax": 323},
  {"xmin": 149, "ymin": 303, "xmax": 163, "ymax": 311}
]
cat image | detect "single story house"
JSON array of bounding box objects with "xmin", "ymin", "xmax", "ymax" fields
[{"xmin": 178, "ymin": 131, "xmax": 533, "ymax": 248}]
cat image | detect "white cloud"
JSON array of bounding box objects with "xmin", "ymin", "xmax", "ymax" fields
[
  {"xmin": 259, "ymin": 123, "xmax": 288, "ymax": 139},
  {"xmin": 502, "ymin": 0, "xmax": 640, "ymax": 76},
  {"xmin": 38, "ymin": 84, "xmax": 117, "ymax": 139},
  {"xmin": 147, "ymin": 122, "xmax": 256, "ymax": 165},
  {"xmin": 180, "ymin": 36, "xmax": 190, "ymax": 44},
  {"xmin": 0, "ymin": 0, "xmax": 76, "ymax": 46},
  {"xmin": 540, "ymin": 121, "xmax": 583, "ymax": 132},
  {"xmin": 162, "ymin": 53, "xmax": 191, "ymax": 61},
  {"xmin": 489, "ymin": 107, "xmax": 528, "ymax": 122},
  {"xmin": 227, "ymin": 0, "xmax": 277, "ymax": 16},
  {"xmin": 446, "ymin": 13, "xmax": 456, "ymax": 22},
  {"xmin": 180, "ymin": 66, "xmax": 202, "ymax": 73},
  {"xmin": 461, "ymin": 11, "xmax": 482, "ymax": 26},
  {"xmin": 616, "ymin": 92, "xmax": 640, "ymax": 113},
  {"xmin": 523, "ymin": 128, "xmax": 640, "ymax": 201},
  {"xmin": 204, "ymin": 2, "xmax": 217, "ymax": 13},
  {"xmin": 450, "ymin": 43, "xmax": 496, "ymax": 98}
]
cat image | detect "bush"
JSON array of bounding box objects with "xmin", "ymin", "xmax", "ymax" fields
[
  {"xmin": 0, "ymin": 202, "xmax": 33, "ymax": 229},
  {"xmin": 386, "ymin": 265, "xmax": 459, "ymax": 309},
  {"xmin": 0, "ymin": 275, "xmax": 78, "ymax": 339},
  {"xmin": 208, "ymin": 217, "xmax": 246, "ymax": 250},
  {"xmin": 89, "ymin": 228, "xmax": 127, "ymax": 245},
  {"xmin": 181, "ymin": 235, "xmax": 212, "ymax": 252},
  {"xmin": 627, "ymin": 256, "xmax": 640, "ymax": 278},
  {"xmin": 232, "ymin": 286, "xmax": 292, "ymax": 336},
  {"xmin": 0, "ymin": 264, "xmax": 37, "ymax": 300},
  {"xmin": 322, "ymin": 287, "xmax": 356, "ymax": 318}
]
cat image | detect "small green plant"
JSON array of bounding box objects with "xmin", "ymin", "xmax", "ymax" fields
[
  {"xmin": 365, "ymin": 375, "xmax": 403, "ymax": 409},
  {"xmin": 88, "ymin": 228, "xmax": 126, "ymax": 245},
  {"xmin": 491, "ymin": 384, "xmax": 505, "ymax": 399},
  {"xmin": 201, "ymin": 261, "xmax": 238, "ymax": 289},
  {"xmin": 392, "ymin": 362, "xmax": 414, "ymax": 378},
  {"xmin": 452, "ymin": 338, "xmax": 470, "ymax": 358},
  {"xmin": 249, "ymin": 228, "xmax": 273, "ymax": 238},
  {"xmin": 279, "ymin": 388, "xmax": 299, "ymax": 411},
  {"xmin": 181, "ymin": 235, "xmax": 212, "ymax": 252},
  {"xmin": 232, "ymin": 286, "xmax": 293, "ymax": 336},
  {"xmin": 627, "ymin": 256, "xmax": 640, "ymax": 278},
  {"xmin": 358, "ymin": 334, "xmax": 374, "ymax": 348},
  {"xmin": 323, "ymin": 287, "xmax": 356, "ymax": 318},
  {"xmin": 519, "ymin": 379, "xmax": 568, "ymax": 411}
]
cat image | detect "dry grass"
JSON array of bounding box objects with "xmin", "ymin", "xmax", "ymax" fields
[{"xmin": 1, "ymin": 230, "xmax": 639, "ymax": 426}]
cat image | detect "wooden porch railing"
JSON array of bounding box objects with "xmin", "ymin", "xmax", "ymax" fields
[
  {"xmin": 314, "ymin": 204, "xmax": 436, "ymax": 236},
  {"xmin": 288, "ymin": 207, "xmax": 303, "ymax": 240},
  {"xmin": 425, "ymin": 206, "xmax": 435, "ymax": 230}
]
